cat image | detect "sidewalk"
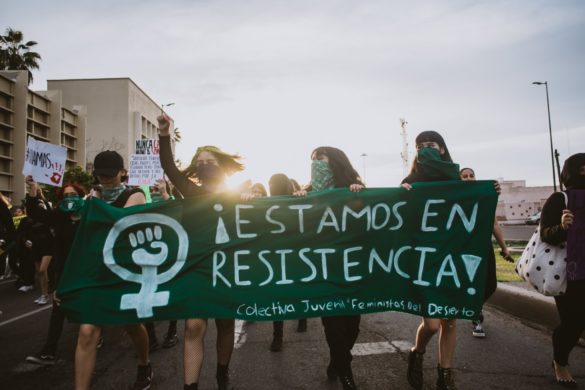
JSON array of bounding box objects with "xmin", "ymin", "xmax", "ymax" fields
[{"xmin": 488, "ymin": 282, "xmax": 558, "ymax": 331}]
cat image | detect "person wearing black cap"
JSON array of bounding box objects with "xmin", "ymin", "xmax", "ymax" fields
[{"xmin": 74, "ymin": 150, "xmax": 154, "ymax": 390}]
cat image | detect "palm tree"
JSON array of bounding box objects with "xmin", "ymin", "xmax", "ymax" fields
[
  {"xmin": 0, "ymin": 28, "xmax": 41, "ymax": 84},
  {"xmin": 173, "ymin": 127, "xmax": 182, "ymax": 143}
]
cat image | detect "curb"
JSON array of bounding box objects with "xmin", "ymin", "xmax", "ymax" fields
[{"xmin": 487, "ymin": 282, "xmax": 558, "ymax": 330}]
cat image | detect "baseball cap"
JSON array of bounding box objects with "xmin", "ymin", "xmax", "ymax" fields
[{"xmin": 93, "ymin": 150, "xmax": 124, "ymax": 177}]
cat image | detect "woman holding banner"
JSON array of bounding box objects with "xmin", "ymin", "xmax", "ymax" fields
[
  {"xmin": 73, "ymin": 151, "xmax": 153, "ymax": 390},
  {"xmin": 401, "ymin": 131, "xmax": 461, "ymax": 390},
  {"xmin": 541, "ymin": 153, "xmax": 585, "ymax": 388},
  {"xmin": 158, "ymin": 113, "xmax": 243, "ymax": 390},
  {"xmin": 293, "ymin": 146, "xmax": 364, "ymax": 390}
]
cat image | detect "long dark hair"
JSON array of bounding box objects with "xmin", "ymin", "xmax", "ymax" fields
[
  {"xmin": 182, "ymin": 145, "xmax": 244, "ymax": 182},
  {"xmin": 311, "ymin": 147, "xmax": 364, "ymax": 188},
  {"xmin": 561, "ymin": 153, "xmax": 585, "ymax": 190},
  {"xmin": 408, "ymin": 130, "xmax": 453, "ymax": 175}
]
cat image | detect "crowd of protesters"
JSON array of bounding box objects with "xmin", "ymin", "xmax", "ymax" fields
[{"xmin": 0, "ymin": 117, "xmax": 582, "ymax": 390}]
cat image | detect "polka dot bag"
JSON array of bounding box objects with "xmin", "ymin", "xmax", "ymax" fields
[{"xmin": 515, "ymin": 192, "xmax": 567, "ymax": 296}]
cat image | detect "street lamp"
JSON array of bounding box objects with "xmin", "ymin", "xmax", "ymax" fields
[
  {"xmin": 161, "ymin": 102, "xmax": 175, "ymax": 113},
  {"xmin": 360, "ymin": 153, "xmax": 367, "ymax": 183},
  {"xmin": 532, "ymin": 81, "xmax": 557, "ymax": 192}
]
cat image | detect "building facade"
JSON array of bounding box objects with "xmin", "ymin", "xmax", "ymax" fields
[
  {"xmin": 47, "ymin": 78, "xmax": 171, "ymax": 172},
  {"xmin": 0, "ymin": 70, "xmax": 86, "ymax": 203},
  {"xmin": 496, "ymin": 180, "xmax": 554, "ymax": 222}
]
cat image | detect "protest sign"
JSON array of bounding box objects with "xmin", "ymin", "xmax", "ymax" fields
[
  {"xmin": 128, "ymin": 139, "xmax": 163, "ymax": 186},
  {"xmin": 128, "ymin": 155, "xmax": 164, "ymax": 186},
  {"xmin": 22, "ymin": 137, "xmax": 67, "ymax": 187},
  {"xmin": 58, "ymin": 181, "xmax": 497, "ymax": 325},
  {"xmin": 135, "ymin": 139, "xmax": 160, "ymax": 155}
]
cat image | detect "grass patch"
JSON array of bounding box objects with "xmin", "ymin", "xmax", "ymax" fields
[{"xmin": 494, "ymin": 245, "xmax": 523, "ymax": 282}]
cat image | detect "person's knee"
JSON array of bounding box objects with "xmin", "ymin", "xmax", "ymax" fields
[
  {"xmin": 78, "ymin": 325, "xmax": 100, "ymax": 349},
  {"xmin": 441, "ymin": 319, "xmax": 457, "ymax": 332},
  {"xmin": 185, "ymin": 320, "xmax": 206, "ymax": 339},
  {"xmin": 422, "ymin": 319, "xmax": 441, "ymax": 334}
]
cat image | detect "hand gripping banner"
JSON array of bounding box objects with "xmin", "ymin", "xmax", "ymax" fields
[{"xmin": 58, "ymin": 181, "xmax": 497, "ymax": 324}]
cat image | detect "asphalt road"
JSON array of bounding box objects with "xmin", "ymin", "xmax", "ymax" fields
[{"xmin": 1, "ymin": 276, "xmax": 584, "ymax": 389}]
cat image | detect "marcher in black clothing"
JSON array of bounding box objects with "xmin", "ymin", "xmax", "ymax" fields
[
  {"xmin": 158, "ymin": 113, "xmax": 244, "ymax": 390},
  {"xmin": 23, "ymin": 178, "xmax": 86, "ymax": 365},
  {"xmin": 540, "ymin": 153, "xmax": 585, "ymax": 388},
  {"xmin": 460, "ymin": 167, "xmax": 514, "ymax": 338},
  {"xmin": 26, "ymin": 188, "xmax": 54, "ymax": 305},
  {"xmin": 293, "ymin": 147, "xmax": 364, "ymax": 390},
  {"xmin": 267, "ymin": 173, "xmax": 308, "ymax": 353},
  {"xmin": 73, "ymin": 151, "xmax": 153, "ymax": 390}
]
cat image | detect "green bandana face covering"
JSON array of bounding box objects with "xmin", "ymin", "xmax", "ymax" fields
[
  {"xmin": 101, "ymin": 184, "xmax": 126, "ymax": 204},
  {"xmin": 311, "ymin": 160, "xmax": 335, "ymax": 191},
  {"xmin": 416, "ymin": 147, "xmax": 460, "ymax": 181},
  {"xmin": 59, "ymin": 195, "xmax": 85, "ymax": 215}
]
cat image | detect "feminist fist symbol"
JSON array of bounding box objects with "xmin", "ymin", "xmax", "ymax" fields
[
  {"xmin": 129, "ymin": 226, "xmax": 168, "ymax": 267},
  {"xmin": 103, "ymin": 214, "xmax": 189, "ymax": 319}
]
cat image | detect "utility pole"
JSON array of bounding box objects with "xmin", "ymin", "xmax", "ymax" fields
[{"xmin": 400, "ymin": 118, "xmax": 409, "ymax": 176}]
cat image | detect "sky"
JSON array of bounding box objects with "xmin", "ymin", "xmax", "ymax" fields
[{"xmin": 3, "ymin": 0, "xmax": 584, "ymax": 189}]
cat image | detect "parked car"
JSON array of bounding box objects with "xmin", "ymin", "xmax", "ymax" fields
[{"xmin": 525, "ymin": 211, "xmax": 541, "ymax": 225}]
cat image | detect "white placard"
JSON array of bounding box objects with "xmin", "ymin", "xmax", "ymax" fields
[
  {"xmin": 128, "ymin": 154, "xmax": 164, "ymax": 186},
  {"xmin": 135, "ymin": 139, "xmax": 160, "ymax": 155},
  {"xmin": 22, "ymin": 137, "xmax": 67, "ymax": 187}
]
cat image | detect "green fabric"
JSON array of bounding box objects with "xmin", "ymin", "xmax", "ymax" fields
[
  {"xmin": 58, "ymin": 195, "xmax": 85, "ymax": 215},
  {"xmin": 416, "ymin": 147, "xmax": 460, "ymax": 181},
  {"xmin": 58, "ymin": 181, "xmax": 497, "ymax": 324},
  {"xmin": 311, "ymin": 160, "xmax": 334, "ymax": 191}
]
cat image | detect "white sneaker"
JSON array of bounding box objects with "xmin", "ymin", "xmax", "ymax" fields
[
  {"xmin": 18, "ymin": 285, "xmax": 34, "ymax": 292},
  {"xmin": 472, "ymin": 323, "xmax": 486, "ymax": 338},
  {"xmin": 35, "ymin": 295, "xmax": 49, "ymax": 305}
]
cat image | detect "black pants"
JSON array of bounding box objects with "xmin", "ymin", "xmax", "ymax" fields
[
  {"xmin": 19, "ymin": 250, "xmax": 35, "ymax": 286},
  {"xmin": 321, "ymin": 315, "xmax": 361, "ymax": 376},
  {"xmin": 553, "ymin": 280, "xmax": 585, "ymax": 366},
  {"xmin": 40, "ymin": 302, "xmax": 66, "ymax": 356}
]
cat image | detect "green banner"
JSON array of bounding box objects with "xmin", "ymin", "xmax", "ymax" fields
[{"xmin": 58, "ymin": 181, "xmax": 497, "ymax": 324}]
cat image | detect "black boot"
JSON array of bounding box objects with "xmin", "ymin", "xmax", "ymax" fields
[
  {"xmin": 338, "ymin": 369, "xmax": 358, "ymax": 390},
  {"xmin": 326, "ymin": 362, "xmax": 337, "ymax": 381},
  {"xmin": 184, "ymin": 383, "xmax": 198, "ymax": 390},
  {"xmin": 436, "ymin": 365, "xmax": 457, "ymax": 390},
  {"xmin": 216, "ymin": 364, "xmax": 234, "ymax": 390},
  {"xmin": 270, "ymin": 334, "xmax": 283, "ymax": 352},
  {"xmin": 407, "ymin": 349, "xmax": 424, "ymax": 390}
]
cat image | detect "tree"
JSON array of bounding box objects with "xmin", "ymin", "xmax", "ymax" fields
[
  {"xmin": 173, "ymin": 127, "xmax": 182, "ymax": 143},
  {"xmin": 0, "ymin": 27, "xmax": 41, "ymax": 84}
]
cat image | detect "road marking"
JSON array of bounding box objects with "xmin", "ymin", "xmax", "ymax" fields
[
  {"xmin": 0, "ymin": 278, "xmax": 17, "ymax": 286},
  {"xmin": 391, "ymin": 340, "xmax": 415, "ymax": 352},
  {"xmin": 0, "ymin": 305, "xmax": 52, "ymax": 328},
  {"xmin": 351, "ymin": 340, "xmax": 414, "ymax": 356},
  {"xmin": 234, "ymin": 319, "xmax": 247, "ymax": 349}
]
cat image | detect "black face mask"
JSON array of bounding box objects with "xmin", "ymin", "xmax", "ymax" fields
[{"xmin": 197, "ymin": 164, "xmax": 223, "ymax": 183}]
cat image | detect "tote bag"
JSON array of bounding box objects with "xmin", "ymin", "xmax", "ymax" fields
[{"xmin": 515, "ymin": 192, "xmax": 568, "ymax": 296}]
